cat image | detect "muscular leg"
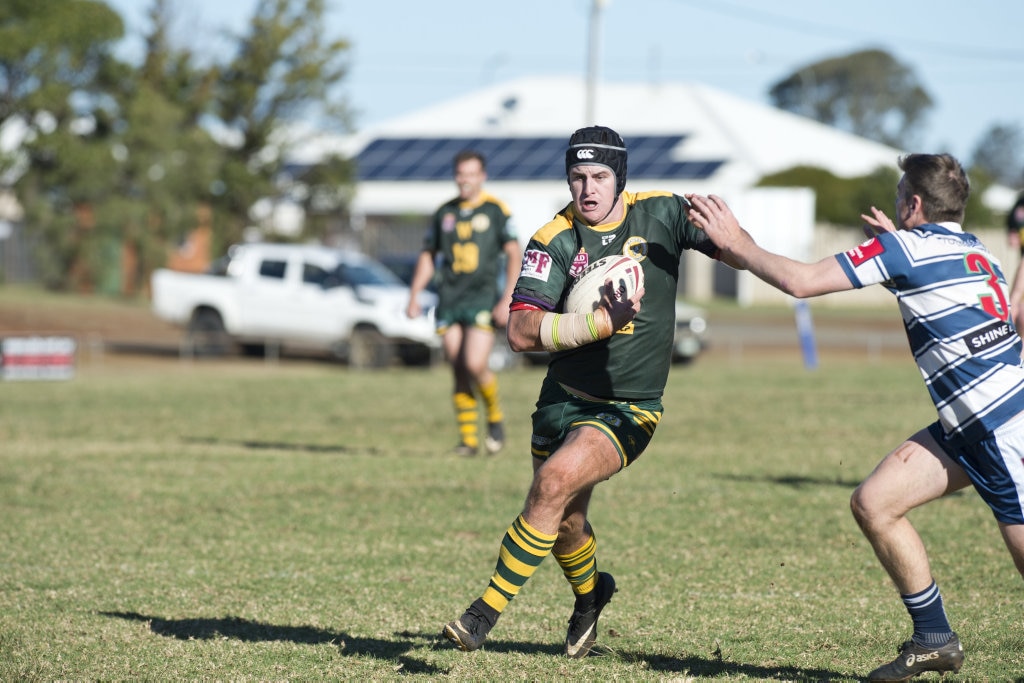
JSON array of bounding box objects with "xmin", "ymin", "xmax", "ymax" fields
[
  {"xmin": 441, "ymin": 324, "xmax": 472, "ymax": 395},
  {"xmin": 552, "ymin": 488, "xmax": 599, "ymax": 595},
  {"xmin": 523, "ymin": 427, "xmax": 621, "ymax": 537},
  {"xmin": 477, "ymin": 427, "xmax": 621, "ymax": 613},
  {"xmin": 461, "ymin": 326, "xmax": 496, "ymax": 389},
  {"xmin": 854, "ymin": 429, "xmax": 976, "ymax": 677},
  {"xmin": 535, "ymin": 431, "xmax": 616, "ymax": 597},
  {"xmin": 442, "ymin": 325, "xmax": 479, "ymax": 450},
  {"xmin": 850, "ymin": 427, "xmax": 972, "ymax": 594},
  {"xmin": 998, "ymin": 522, "xmax": 1024, "ymax": 578},
  {"xmin": 444, "ymin": 427, "xmax": 624, "ymax": 652},
  {"xmin": 553, "ymin": 487, "xmax": 595, "ymax": 556},
  {"xmin": 463, "ymin": 327, "xmax": 505, "ymax": 441},
  {"xmin": 535, "ymin": 431, "xmax": 621, "ymax": 658}
]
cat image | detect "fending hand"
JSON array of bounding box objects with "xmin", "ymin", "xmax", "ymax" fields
[
  {"xmin": 684, "ymin": 193, "xmax": 743, "ymax": 248},
  {"xmin": 860, "ymin": 206, "xmax": 896, "ymax": 238}
]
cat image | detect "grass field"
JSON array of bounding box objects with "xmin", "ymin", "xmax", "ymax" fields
[{"xmin": 2, "ymin": 301, "xmax": 1024, "ymax": 680}]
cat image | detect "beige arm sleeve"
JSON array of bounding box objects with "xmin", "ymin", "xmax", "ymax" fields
[{"xmin": 537, "ymin": 311, "xmax": 613, "ymax": 352}]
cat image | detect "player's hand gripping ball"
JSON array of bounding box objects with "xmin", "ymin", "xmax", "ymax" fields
[{"xmin": 564, "ymin": 254, "xmax": 644, "ymax": 314}]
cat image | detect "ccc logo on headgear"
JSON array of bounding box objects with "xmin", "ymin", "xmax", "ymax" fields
[{"xmin": 576, "ymin": 149, "xmax": 595, "ymax": 160}]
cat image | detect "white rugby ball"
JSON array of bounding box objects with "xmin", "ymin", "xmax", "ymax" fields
[{"xmin": 564, "ymin": 254, "xmax": 644, "ymax": 314}]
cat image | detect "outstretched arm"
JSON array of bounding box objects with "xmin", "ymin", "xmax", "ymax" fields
[{"xmin": 686, "ymin": 194, "xmax": 853, "ymax": 299}]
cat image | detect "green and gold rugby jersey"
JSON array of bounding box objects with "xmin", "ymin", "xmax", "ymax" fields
[
  {"xmin": 425, "ymin": 190, "xmax": 517, "ymax": 313},
  {"xmin": 512, "ymin": 191, "xmax": 718, "ymax": 400}
]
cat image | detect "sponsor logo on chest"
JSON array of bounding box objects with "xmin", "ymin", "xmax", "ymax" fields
[{"xmin": 965, "ymin": 319, "xmax": 1014, "ymax": 354}]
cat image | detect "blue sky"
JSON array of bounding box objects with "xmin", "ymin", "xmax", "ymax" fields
[{"xmin": 106, "ymin": 0, "xmax": 1024, "ymax": 171}]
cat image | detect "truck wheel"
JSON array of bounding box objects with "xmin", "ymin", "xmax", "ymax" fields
[
  {"xmin": 187, "ymin": 309, "xmax": 232, "ymax": 357},
  {"xmin": 348, "ymin": 328, "xmax": 394, "ymax": 369},
  {"xmin": 398, "ymin": 342, "xmax": 435, "ymax": 367}
]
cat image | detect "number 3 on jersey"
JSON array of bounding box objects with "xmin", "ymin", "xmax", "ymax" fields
[{"xmin": 965, "ymin": 252, "xmax": 1009, "ymax": 321}]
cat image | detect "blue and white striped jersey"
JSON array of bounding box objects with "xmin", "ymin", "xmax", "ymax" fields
[{"xmin": 837, "ymin": 222, "xmax": 1024, "ymax": 446}]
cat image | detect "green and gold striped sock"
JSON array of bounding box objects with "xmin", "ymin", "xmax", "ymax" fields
[
  {"xmin": 478, "ymin": 376, "xmax": 504, "ymax": 424},
  {"xmin": 554, "ymin": 531, "xmax": 598, "ymax": 597},
  {"xmin": 453, "ymin": 391, "xmax": 479, "ymax": 448},
  {"xmin": 481, "ymin": 515, "xmax": 557, "ymax": 613}
]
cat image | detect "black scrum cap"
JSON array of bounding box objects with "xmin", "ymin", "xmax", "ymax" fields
[{"xmin": 565, "ymin": 125, "xmax": 628, "ymax": 194}]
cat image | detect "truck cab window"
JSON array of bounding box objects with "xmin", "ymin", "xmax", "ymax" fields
[
  {"xmin": 303, "ymin": 263, "xmax": 329, "ymax": 286},
  {"xmin": 258, "ymin": 260, "xmax": 287, "ymax": 280}
]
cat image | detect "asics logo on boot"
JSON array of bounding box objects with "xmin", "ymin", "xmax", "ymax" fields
[{"xmin": 907, "ymin": 651, "xmax": 940, "ymax": 666}]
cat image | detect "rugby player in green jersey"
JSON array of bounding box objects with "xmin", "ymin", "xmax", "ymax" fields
[
  {"xmin": 407, "ymin": 150, "xmax": 522, "ymax": 456},
  {"xmin": 442, "ymin": 126, "xmax": 728, "ymax": 657},
  {"xmin": 1006, "ymin": 190, "xmax": 1024, "ymax": 340}
]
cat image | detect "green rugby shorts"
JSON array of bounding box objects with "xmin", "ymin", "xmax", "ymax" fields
[{"xmin": 529, "ymin": 380, "xmax": 663, "ymax": 468}]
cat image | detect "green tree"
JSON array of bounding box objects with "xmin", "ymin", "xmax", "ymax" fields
[
  {"xmin": 0, "ymin": 0, "xmax": 124, "ymax": 126},
  {"xmin": 758, "ymin": 164, "xmax": 994, "ymax": 228},
  {"xmin": 1, "ymin": 0, "xmax": 128, "ymax": 289},
  {"xmin": 768, "ymin": 49, "xmax": 933, "ymax": 150},
  {"xmin": 757, "ymin": 165, "xmax": 898, "ymax": 225},
  {"xmin": 103, "ymin": 0, "xmax": 223, "ymax": 293},
  {"xmin": 287, "ymin": 152, "xmax": 356, "ymax": 240},
  {"xmin": 3, "ymin": 0, "xmax": 355, "ymax": 290},
  {"xmin": 970, "ymin": 122, "xmax": 1023, "ymax": 189},
  {"xmin": 211, "ymin": 0, "xmax": 354, "ymax": 245}
]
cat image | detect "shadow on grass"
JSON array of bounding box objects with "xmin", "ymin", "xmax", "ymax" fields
[
  {"xmin": 715, "ymin": 472, "xmax": 862, "ymax": 489},
  {"xmin": 401, "ymin": 630, "xmax": 851, "ymax": 680},
  {"xmin": 404, "ymin": 629, "xmax": 566, "ymax": 658},
  {"xmin": 100, "ymin": 615, "xmax": 854, "ymax": 678},
  {"xmin": 182, "ymin": 436, "xmax": 383, "ymax": 456},
  {"xmin": 716, "ymin": 472, "xmax": 969, "ymax": 502},
  {"xmin": 99, "ymin": 611, "xmax": 441, "ymax": 674},
  {"xmin": 621, "ymin": 650, "xmax": 848, "ymax": 680}
]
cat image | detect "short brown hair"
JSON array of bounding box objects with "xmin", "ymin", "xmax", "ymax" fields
[
  {"xmin": 898, "ymin": 153, "xmax": 970, "ymax": 223},
  {"xmin": 453, "ymin": 150, "xmax": 486, "ymax": 173}
]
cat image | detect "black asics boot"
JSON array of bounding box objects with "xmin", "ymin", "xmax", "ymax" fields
[{"xmin": 867, "ymin": 633, "xmax": 964, "ymax": 682}]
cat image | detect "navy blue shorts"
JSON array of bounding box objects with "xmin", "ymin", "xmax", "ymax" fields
[{"xmin": 929, "ymin": 416, "xmax": 1024, "ymax": 524}]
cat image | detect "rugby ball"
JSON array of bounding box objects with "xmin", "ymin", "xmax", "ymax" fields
[{"xmin": 564, "ymin": 254, "xmax": 644, "ymax": 314}]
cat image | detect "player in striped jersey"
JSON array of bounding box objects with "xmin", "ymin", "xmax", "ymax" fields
[{"xmin": 687, "ymin": 153, "xmax": 1024, "ymax": 681}]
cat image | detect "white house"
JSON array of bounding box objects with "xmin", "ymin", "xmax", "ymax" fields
[{"xmin": 287, "ymin": 75, "xmax": 935, "ymax": 304}]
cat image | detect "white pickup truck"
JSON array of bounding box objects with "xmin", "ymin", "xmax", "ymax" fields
[{"xmin": 150, "ymin": 242, "xmax": 440, "ymax": 368}]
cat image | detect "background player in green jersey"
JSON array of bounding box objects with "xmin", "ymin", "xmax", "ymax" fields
[
  {"xmin": 442, "ymin": 126, "xmax": 725, "ymax": 657},
  {"xmin": 1005, "ymin": 189, "xmax": 1024, "ymax": 338},
  {"xmin": 407, "ymin": 150, "xmax": 522, "ymax": 456}
]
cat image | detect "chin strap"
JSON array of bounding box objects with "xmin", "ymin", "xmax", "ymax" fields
[{"xmin": 592, "ymin": 193, "xmax": 622, "ymax": 226}]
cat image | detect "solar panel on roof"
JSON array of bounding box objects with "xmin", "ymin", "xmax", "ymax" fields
[{"xmin": 354, "ymin": 136, "xmax": 724, "ymax": 182}]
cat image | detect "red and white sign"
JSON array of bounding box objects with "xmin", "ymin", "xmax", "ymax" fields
[{"xmin": 1, "ymin": 336, "xmax": 76, "ymax": 381}]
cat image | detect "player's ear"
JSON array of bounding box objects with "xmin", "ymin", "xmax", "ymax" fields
[{"xmin": 908, "ymin": 193, "xmax": 924, "ymax": 217}]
